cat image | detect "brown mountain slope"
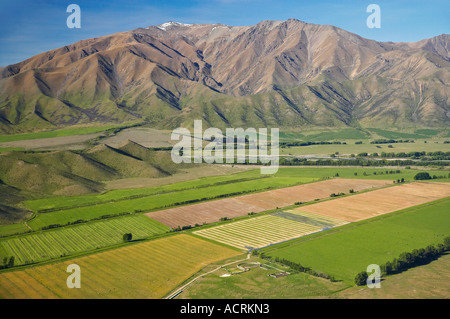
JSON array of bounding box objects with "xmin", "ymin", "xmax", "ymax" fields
[{"xmin": 0, "ymin": 19, "xmax": 448, "ymax": 132}]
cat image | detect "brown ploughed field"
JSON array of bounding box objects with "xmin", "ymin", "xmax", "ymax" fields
[{"xmin": 146, "ymin": 178, "xmax": 390, "ymax": 228}]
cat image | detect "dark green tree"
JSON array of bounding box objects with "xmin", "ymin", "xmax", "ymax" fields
[
  {"xmin": 354, "ymin": 271, "xmax": 368, "ymax": 286},
  {"xmin": 123, "ymin": 233, "xmax": 133, "ymax": 242},
  {"xmin": 7, "ymin": 256, "xmax": 14, "ymax": 268},
  {"xmin": 414, "ymin": 172, "xmax": 431, "ymax": 180}
]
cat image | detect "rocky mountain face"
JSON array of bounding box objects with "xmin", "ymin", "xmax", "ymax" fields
[{"xmin": 0, "ymin": 19, "xmax": 448, "ymax": 133}]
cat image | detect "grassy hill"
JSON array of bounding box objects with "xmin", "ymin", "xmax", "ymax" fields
[{"xmin": 0, "ymin": 141, "xmax": 182, "ymax": 224}]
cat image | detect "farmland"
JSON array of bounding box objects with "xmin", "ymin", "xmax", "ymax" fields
[
  {"xmin": 0, "ymin": 215, "xmax": 169, "ymax": 266},
  {"xmin": 0, "ymin": 162, "xmax": 449, "ymax": 299},
  {"xmin": 0, "ymin": 166, "xmax": 440, "ymax": 234},
  {"xmin": 298, "ymin": 182, "xmax": 450, "ymax": 221},
  {"xmin": 280, "ymin": 138, "xmax": 450, "ymax": 157},
  {"xmin": 26, "ymin": 175, "xmax": 317, "ymax": 229},
  {"xmin": 260, "ymin": 197, "xmax": 450, "ymax": 283},
  {"xmin": 193, "ymin": 211, "xmax": 347, "ymax": 250},
  {"xmin": 146, "ymin": 178, "xmax": 388, "ymax": 228},
  {"xmin": 336, "ymin": 253, "xmax": 450, "ymax": 299},
  {"xmin": 22, "ymin": 166, "xmax": 436, "ymax": 213},
  {"xmin": 0, "ymin": 234, "xmax": 241, "ymax": 299},
  {"xmin": 0, "ymin": 123, "xmax": 137, "ymax": 144},
  {"xmin": 23, "ymin": 166, "xmax": 407, "ymax": 231},
  {"xmin": 179, "ymin": 251, "xmax": 450, "ymax": 299},
  {"xmin": 178, "ymin": 257, "xmax": 350, "ymax": 299}
]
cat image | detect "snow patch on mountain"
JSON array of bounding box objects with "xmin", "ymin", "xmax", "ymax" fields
[{"xmin": 156, "ymin": 21, "xmax": 193, "ymax": 31}]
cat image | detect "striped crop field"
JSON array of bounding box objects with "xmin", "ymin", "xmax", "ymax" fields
[
  {"xmin": 0, "ymin": 234, "xmax": 241, "ymax": 299},
  {"xmin": 297, "ymin": 182, "xmax": 450, "ymax": 222},
  {"xmin": 0, "ymin": 215, "xmax": 169, "ymax": 266},
  {"xmin": 193, "ymin": 211, "xmax": 347, "ymax": 250}
]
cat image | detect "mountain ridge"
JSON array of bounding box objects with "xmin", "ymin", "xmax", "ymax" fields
[{"xmin": 0, "ymin": 19, "xmax": 448, "ymax": 133}]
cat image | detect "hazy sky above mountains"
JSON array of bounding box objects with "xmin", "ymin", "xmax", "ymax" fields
[{"xmin": 0, "ymin": 0, "xmax": 448, "ymax": 66}]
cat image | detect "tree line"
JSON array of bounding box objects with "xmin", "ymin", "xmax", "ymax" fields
[
  {"xmin": 257, "ymin": 253, "xmax": 337, "ymax": 282},
  {"xmin": 280, "ymin": 141, "xmax": 346, "ymax": 148},
  {"xmin": 370, "ymin": 139, "xmax": 415, "ymax": 144},
  {"xmin": 356, "ymin": 151, "xmax": 450, "ymax": 161},
  {"xmin": 277, "ymin": 157, "xmax": 449, "ymax": 167},
  {"xmin": 355, "ymin": 236, "xmax": 450, "ymax": 286}
]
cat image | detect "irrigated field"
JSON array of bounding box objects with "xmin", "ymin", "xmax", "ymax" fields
[
  {"xmin": 0, "ymin": 215, "xmax": 169, "ymax": 266},
  {"xmin": 297, "ymin": 182, "xmax": 450, "ymax": 222},
  {"xmin": 147, "ymin": 178, "xmax": 389, "ymax": 228},
  {"xmin": 0, "ymin": 234, "xmax": 241, "ymax": 299},
  {"xmin": 261, "ymin": 197, "xmax": 450, "ymax": 283},
  {"xmin": 193, "ymin": 211, "xmax": 348, "ymax": 250}
]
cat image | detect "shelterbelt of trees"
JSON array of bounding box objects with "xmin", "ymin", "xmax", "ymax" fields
[
  {"xmin": 277, "ymin": 158, "xmax": 449, "ymax": 167},
  {"xmin": 354, "ymin": 236, "xmax": 450, "ymax": 286}
]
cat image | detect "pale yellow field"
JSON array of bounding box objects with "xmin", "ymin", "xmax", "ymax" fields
[
  {"xmin": 194, "ymin": 211, "xmax": 348, "ymax": 250},
  {"xmin": 0, "ymin": 234, "xmax": 240, "ymax": 299},
  {"xmin": 297, "ymin": 182, "xmax": 450, "ymax": 222}
]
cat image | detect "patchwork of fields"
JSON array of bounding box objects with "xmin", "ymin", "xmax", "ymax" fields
[
  {"xmin": 0, "ymin": 163, "xmax": 449, "ymax": 299},
  {"xmin": 261, "ymin": 197, "xmax": 450, "ymax": 283},
  {"xmin": 147, "ymin": 178, "xmax": 389, "ymax": 228},
  {"xmin": 193, "ymin": 181, "xmax": 450, "ymax": 251},
  {"xmin": 25, "ymin": 174, "xmax": 316, "ymax": 230},
  {"xmin": 194, "ymin": 211, "xmax": 347, "ymax": 250},
  {"xmin": 0, "ymin": 234, "xmax": 241, "ymax": 299}
]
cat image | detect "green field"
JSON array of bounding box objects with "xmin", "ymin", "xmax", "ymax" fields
[
  {"xmin": 0, "ymin": 147, "xmax": 24, "ymax": 153},
  {"xmin": 281, "ymin": 139, "xmax": 450, "ymax": 156},
  {"xmin": 24, "ymin": 170, "xmax": 267, "ymax": 212},
  {"xmin": 302, "ymin": 128, "xmax": 370, "ymax": 141},
  {"xmin": 261, "ymin": 197, "xmax": 450, "ymax": 283},
  {"xmin": 0, "ymin": 215, "xmax": 169, "ymax": 266},
  {"xmin": 367, "ymin": 128, "xmax": 439, "ymax": 139},
  {"xmin": 0, "ymin": 123, "xmax": 139, "ymax": 143},
  {"xmin": 0, "ymin": 223, "xmax": 31, "ymax": 238},
  {"xmin": 194, "ymin": 211, "xmax": 347, "ymax": 250},
  {"xmin": 280, "ymin": 128, "xmax": 448, "ymax": 142}
]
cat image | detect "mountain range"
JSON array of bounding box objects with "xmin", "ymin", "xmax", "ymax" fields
[{"xmin": 0, "ymin": 19, "xmax": 448, "ymax": 133}]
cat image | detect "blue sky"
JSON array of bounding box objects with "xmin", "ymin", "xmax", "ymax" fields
[{"xmin": 0, "ymin": 0, "xmax": 448, "ymax": 66}]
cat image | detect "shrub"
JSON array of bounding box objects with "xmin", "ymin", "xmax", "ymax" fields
[{"xmin": 414, "ymin": 172, "xmax": 431, "ymax": 180}]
